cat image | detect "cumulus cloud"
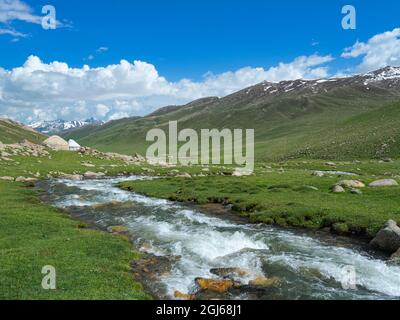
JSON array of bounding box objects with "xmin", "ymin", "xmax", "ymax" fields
[
  {"xmin": 342, "ymin": 28, "xmax": 400, "ymax": 72},
  {"xmin": 0, "ymin": 54, "xmax": 333, "ymax": 123},
  {"xmin": 0, "ymin": 0, "xmax": 41, "ymax": 24}
]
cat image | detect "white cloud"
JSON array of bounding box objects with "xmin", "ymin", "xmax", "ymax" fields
[
  {"xmin": 95, "ymin": 104, "xmax": 110, "ymax": 118},
  {"xmin": 342, "ymin": 28, "xmax": 400, "ymax": 72},
  {"xmin": 96, "ymin": 47, "xmax": 109, "ymax": 53},
  {"xmin": 0, "ymin": 0, "xmax": 66, "ymax": 39},
  {"xmin": 0, "ymin": 54, "xmax": 333, "ymax": 123},
  {"xmin": 0, "ymin": 0, "xmax": 41, "ymax": 24},
  {"xmin": 0, "ymin": 27, "xmax": 26, "ymax": 37}
]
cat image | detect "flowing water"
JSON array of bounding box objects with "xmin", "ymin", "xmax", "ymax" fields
[{"xmin": 40, "ymin": 176, "xmax": 400, "ymax": 300}]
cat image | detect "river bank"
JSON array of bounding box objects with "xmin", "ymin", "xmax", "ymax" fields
[
  {"xmin": 119, "ymin": 159, "xmax": 400, "ymax": 240},
  {"xmin": 38, "ymin": 176, "xmax": 400, "ymax": 300},
  {"xmin": 0, "ymin": 179, "xmax": 151, "ymax": 299},
  {"xmin": 1, "ymin": 144, "xmax": 400, "ymax": 299}
]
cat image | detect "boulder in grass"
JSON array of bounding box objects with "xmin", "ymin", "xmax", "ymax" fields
[
  {"xmin": 0, "ymin": 176, "xmax": 14, "ymax": 181},
  {"xmin": 337, "ymin": 180, "xmax": 365, "ymax": 189},
  {"xmin": 370, "ymin": 220, "xmax": 400, "ymax": 253},
  {"xmin": 369, "ymin": 179, "xmax": 398, "ymax": 187},
  {"xmin": 332, "ymin": 185, "xmax": 345, "ymax": 193}
]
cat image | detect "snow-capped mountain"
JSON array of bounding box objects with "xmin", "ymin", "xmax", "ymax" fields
[
  {"xmin": 29, "ymin": 118, "xmax": 103, "ymax": 134},
  {"xmin": 236, "ymin": 66, "xmax": 400, "ymax": 99}
]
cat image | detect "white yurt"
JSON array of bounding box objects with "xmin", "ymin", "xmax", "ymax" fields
[
  {"xmin": 42, "ymin": 136, "xmax": 69, "ymax": 151},
  {"xmin": 68, "ymin": 139, "xmax": 81, "ymax": 151}
]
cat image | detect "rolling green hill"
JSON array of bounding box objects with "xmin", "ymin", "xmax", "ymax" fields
[
  {"xmin": 64, "ymin": 67, "xmax": 400, "ymax": 161},
  {"xmin": 0, "ymin": 118, "xmax": 46, "ymax": 144}
]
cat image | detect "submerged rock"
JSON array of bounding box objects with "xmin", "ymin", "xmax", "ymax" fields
[
  {"xmin": 210, "ymin": 268, "xmax": 249, "ymax": 279},
  {"xmin": 107, "ymin": 225, "xmax": 129, "ymax": 235},
  {"xmin": 174, "ymin": 290, "xmax": 195, "ymax": 300},
  {"xmin": 248, "ymin": 276, "xmax": 281, "ymax": 287},
  {"xmin": 389, "ymin": 249, "xmax": 400, "ymax": 265},
  {"xmin": 91, "ymin": 201, "xmax": 135, "ymax": 210},
  {"xmin": 15, "ymin": 176, "xmax": 37, "ymax": 183},
  {"xmin": 369, "ymin": 179, "xmax": 398, "ymax": 187},
  {"xmin": 370, "ymin": 220, "xmax": 400, "ymax": 253},
  {"xmin": 195, "ymin": 278, "xmax": 235, "ymax": 293}
]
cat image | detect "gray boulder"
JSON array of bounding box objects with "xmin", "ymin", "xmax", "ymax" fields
[
  {"xmin": 15, "ymin": 176, "xmax": 37, "ymax": 183},
  {"xmin": 370, "ymin": 220, "xmax": 400, "ymax": 253},
  {"xmin": 369, "ymin": 179, "xmax": 398, "ymax": 187},
  {"xmin": 0, "ymin": 176, "xmax": 14, "ymax": 181},
  {"xmin": 83, "ymin": 171, "xmax": 105, "ymax": 179},
  {"xmin": 332, "ymin": 185, "xmax": 345, "ymax": 193},
  {"xmin": 337, "ymin": 180, "xmax": 365, "ymax": 188},
  {"xmin": 60, "ymin": 174, "xmax": 83, "ymax": 181},
  {"xmin": 389, "ymin": 248, "xmax": 400, "ymax": 265}
]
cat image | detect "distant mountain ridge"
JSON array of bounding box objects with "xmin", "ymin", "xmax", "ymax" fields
[
  {"xmin": 29, "ymin": 118, "xmax": 104, "ymax": 134},
  {"xmin": 63, "ymin": 66, "xmax": 400, "ymax": 160}
]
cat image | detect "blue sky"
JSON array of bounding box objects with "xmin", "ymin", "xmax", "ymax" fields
[
  {"xmin": 2, "ymin": 0, "xmax": 400, "ymax": 78},
  {"xmin": 0, "ymin": 0, "xmax": 400, "ymax": 122}
]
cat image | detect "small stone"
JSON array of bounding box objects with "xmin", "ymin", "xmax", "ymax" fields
[
  {"xmin": 312, "ymin": 171, "xmax": 325, "ymax": 177},
  {"xmin": 232, "ymin": 168, "xmax": 253, "ymax": 177},
  {"xmin": 332, "ymin": 185, "xmax": 345, "ymax": 193},
  {"xmin": 350, "ymin": 188, "xmax": 363, "ymax": 195},
  {"xmin": 107, "ymin": 225, "xmax": 129, "ymax": 235},
  {"xmin": 177, "ymin": 173, "xmax": 191, "ymax": 178}
]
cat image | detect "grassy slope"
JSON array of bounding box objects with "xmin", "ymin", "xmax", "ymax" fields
[
  {"xmin": 0, "ymin": 152, "xmax": 151, "ymax": 300},
  {"xmin": 0, "ymin": 119, "xmax": 46, "ymax": 144},
  {"xmin": 120, "ymin": 159, "xmax": 400, "ymax": 238},
  {"xmin": 65, "ymin": 84, "xmax": 400, "ymax": 161}
]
